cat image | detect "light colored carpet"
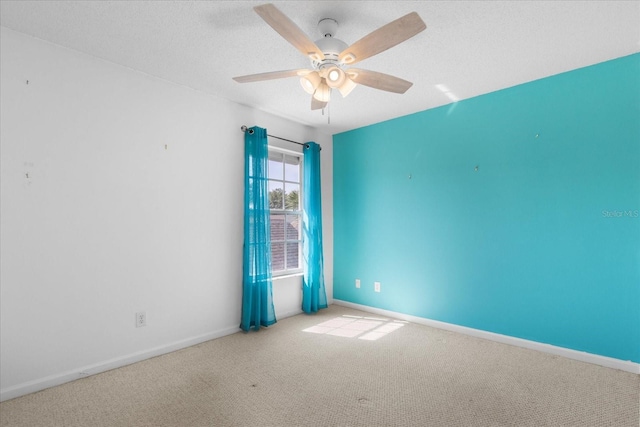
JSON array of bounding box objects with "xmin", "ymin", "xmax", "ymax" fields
[{"xmin": 1, "ymin": 304, "xmax": 638, "ymax": 426}]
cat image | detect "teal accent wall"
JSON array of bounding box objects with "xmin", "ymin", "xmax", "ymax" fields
[{"xmin": 333, "ymin": 54, "xmax": 640, "ymax": 363}]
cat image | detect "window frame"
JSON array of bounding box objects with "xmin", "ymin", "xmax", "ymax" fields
[{"xmin": 267, "ymin": 145, "xmax": 303, "ymax": 277}]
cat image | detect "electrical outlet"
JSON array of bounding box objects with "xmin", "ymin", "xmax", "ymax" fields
[
  {"xmin": 374, "ymin": 282, "xmax": 381, "ymax": 293},
  {"xmin": 135, "ymin": 312, "xmax": 146, "ymax": 328},
  {"xmin": 355, "ymin": 279, "xmax": 361, "ymax": 288}
]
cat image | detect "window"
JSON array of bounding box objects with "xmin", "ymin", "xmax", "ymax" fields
[{"xmin": 268, "ymin": 148, "xmax": 302, "ymax": 275}]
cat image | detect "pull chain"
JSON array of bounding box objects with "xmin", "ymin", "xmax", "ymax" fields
[{"xmin": 320, "ymin": 91, "xmax": 331, "ymax": 125}]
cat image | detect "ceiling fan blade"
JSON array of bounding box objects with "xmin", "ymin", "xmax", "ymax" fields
[
  {"xmin": 347, "ymin": 69, "xmax": 413, "ymax": 94},
  {"xmin": 233, "ymin": 69, "xmax": 310, "ymax": 83},
  {"xmin": 311, "ymin": 97, "xmax": 328, "ymax": 110},
  {"xmin": 254, "ymin": 3, "xmax": 325, "ymax": 61},
  {"xmin": 339, "ymin": 12, "xmax": 426, "ymax": 65}
]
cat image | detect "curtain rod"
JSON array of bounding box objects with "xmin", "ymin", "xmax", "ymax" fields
[{"xmin": 240, "ymin": 125, "xmax": 321, "ymax": 150}]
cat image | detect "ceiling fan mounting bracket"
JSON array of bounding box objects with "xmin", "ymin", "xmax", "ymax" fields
[{"xmin": 317, "ymin": 18, "xmax": 338, "ymax": 38}]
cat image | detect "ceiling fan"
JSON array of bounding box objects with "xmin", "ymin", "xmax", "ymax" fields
[{"xmin": 233, "ymin": 3, "xmax": 426, "ymax": 111}]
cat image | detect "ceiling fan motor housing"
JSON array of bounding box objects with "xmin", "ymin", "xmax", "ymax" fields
[
  {"xmin": 313, "ymin": 37, "xmax": 348, "ymax": 67},
  {"xmin": 312, "ymin": 18, "xmax": 348, "ymax": 70}
]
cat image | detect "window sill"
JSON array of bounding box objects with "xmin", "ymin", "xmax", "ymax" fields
[{"xmin": 272, "ymin": 272, "xmax": 303, "ymax": 281}]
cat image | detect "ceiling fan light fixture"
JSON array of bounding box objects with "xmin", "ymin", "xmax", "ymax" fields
[
  {"xmin": 325, "ymin": 66, "xmax": 346, "ymax": 88},
  {"xmin": 300, "ymin": 71, "xmax": 321, "ymax": 94},
  {"xmin": 312, "ymin": 79, "xmax": 331, "ymax": 102},
  {"xmin": 338, "ymin": 76, "xmax": 357, "ymax": 98}
]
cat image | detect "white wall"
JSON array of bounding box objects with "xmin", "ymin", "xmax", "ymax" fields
[{"xmin": 0, "ymin": 27, "xmax": 333, "ymax": 401}]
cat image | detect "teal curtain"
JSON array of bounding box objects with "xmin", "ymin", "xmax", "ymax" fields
[
  {"xmin": 302, "ymin": 142, "xmax": 327, "ymax": 313},
  {"xmin": 241, "ymin": 126, "xmax": 276, "ymax": 331}
]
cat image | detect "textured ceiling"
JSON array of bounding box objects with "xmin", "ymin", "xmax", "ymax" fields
[{"xmin": 1, "ymin": 1, "xmax": 639, "ymax": 134}]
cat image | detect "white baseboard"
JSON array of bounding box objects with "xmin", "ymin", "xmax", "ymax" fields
[
  {"xmin": 5, "ymin": 302, "xmax": 636, "ymax": 402},
  {"xmin": 0, "ymin": 325, "xmax": 241, "ymax": 402},
  {"xmin": 333, "ymin": 300, "xmax": 640, "ymax": 375}
]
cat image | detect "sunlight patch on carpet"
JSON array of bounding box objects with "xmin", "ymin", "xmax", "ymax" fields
[{"xmin": 303, "ymin": 315, "xmax": 407, "ymax": 341}]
